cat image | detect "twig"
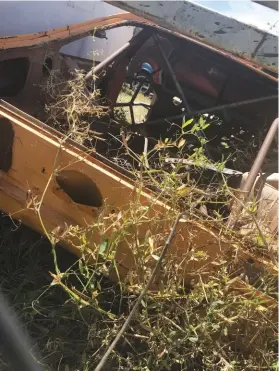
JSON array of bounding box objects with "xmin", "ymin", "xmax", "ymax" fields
[
  {"xmin": 225, "ymin": 186, "xmax": 277, "ymax": 264},
  {"xmin": 94, "ymin": 213, "xmax": 182, "ymax": 371}
]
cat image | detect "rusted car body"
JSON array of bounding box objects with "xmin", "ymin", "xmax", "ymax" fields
[
  {"xmin": 0, "ymin": 1, "xmax": 135, "ymax": 63},
  {"xmin": 0, "ymin": 14, "xmax": 137, "ymax": 119},
  {"xmin": 109, "ymin": 1, "xmax": 278, "ymax": 71},
  {"xmin": 0, "ymin": 99, "xmax": 277, "ymax": 295},
  {"xmin": 0, "ymin": 10, "xmax": 277, "ymax": 134},
  {"xmin": 0, "ymin": 6, "xmax": 277, "ymax": 306},
  {"xmin": 103, "ymin": 2, "xmax": 278, "ymax": 168}
]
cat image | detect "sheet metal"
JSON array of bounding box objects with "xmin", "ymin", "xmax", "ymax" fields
[
  {"xmin": 107, "ymin": 1, "xmax": 278, "ymax": 73},
  {"xmin": 0, "ymin": 12, "xmax": 277, "ymax": 80},
  {"xmin": 0, "ymin": 99, "xmax": 277, "ymax": 287}
]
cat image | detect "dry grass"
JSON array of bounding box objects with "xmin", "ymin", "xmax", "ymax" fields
[
  {"xmin": 0, "ymin": 211, "xmax": 277, "ymax": 370},
  {"xmin": 43, "ymin": 70, "xmax": 109, "ymax": 144},
  {"xmin": 0, "ymin": 71, "xmax": 277, "ymax": 371}
]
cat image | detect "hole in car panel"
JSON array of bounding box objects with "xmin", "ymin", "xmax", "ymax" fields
[
  {"xmin": 56, "ymin": 170, "xmax": 103, "ymax": 207},
  {"xmin": 42, "ymin": 57, "xmax": 53, "ymax": 77}
]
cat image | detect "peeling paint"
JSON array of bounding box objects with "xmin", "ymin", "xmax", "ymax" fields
[
  {"xmin": 214, "ymin": 30, "xmax": 227, "ymax": 35},
  {"xmin": 107, "ymin": 1, "xmax": 278, "ymax": 73}
]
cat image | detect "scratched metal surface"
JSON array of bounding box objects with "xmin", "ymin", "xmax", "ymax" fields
[{"xmin": 108, "ymin": 0, "xmax": 278, "ymax": 73}]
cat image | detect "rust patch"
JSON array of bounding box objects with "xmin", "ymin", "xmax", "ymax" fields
[
  {"xmin": 0, "ymin": 12, "xmax": 277, "ymax": 79},
  {"xmin": 0, "ymin": 118, "xmax": 14, "ymax": 172},
  {"xmin": 214, "ymin": 29, "xmax": 227, "ymax": 35}
]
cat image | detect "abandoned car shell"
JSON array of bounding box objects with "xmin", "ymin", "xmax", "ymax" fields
[
  {"xmin": 0, "ymin": 12, "xmax": 277, "ymax": 136},
  {"xmin": 0, "ymin": 7, "xmax": 277, "ymax": 315},
  {"xmin": 0, "ymin": 99, "xmax": 277, "ymax": 288},
  {"xmin": 0, "ymin": 10, "xmax": 277, "ymax": 168}
]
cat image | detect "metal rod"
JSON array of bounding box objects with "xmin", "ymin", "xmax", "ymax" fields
[
  {"xmin": 115, "ymin": 102, "xmax": 151, "ymax": 109},
  {"xmin": 153, "ymin": 32, "xmax": 191, "ymax": 113},
  {"xmin": 94, "ymin": 213, "xmax": 182, "ymax": 371},
  {"xmin": 130, "ymin": 82, "xmax": 143, "ymax": 103},
  {"xmin": 122, "ymin": 82, "xmax": 143, "ymax": 125},
  {"xmin": 227, "ymin": 117, "xmax": 278, "ymax": 228},
  {"xmin": 152, "ymin": 32, "xmax": 214, "ymax": 157},
  {"xmin": 165, "ymin": 158, "xmax": 242, "ymax": 176},
  {"xmin": 129, "ymin": 105, "xmax": 135, "ymax": 125},
  {"xmin": 139, "ymin": 94, "xmax": 278, "ymax": 126},
  {"xmin": 85, "ymin": 29, "xmax": 150, "ymax": 81},
  {"xmin": 239, "ymin": 118, "xmax": 278, "ymax": 194}
]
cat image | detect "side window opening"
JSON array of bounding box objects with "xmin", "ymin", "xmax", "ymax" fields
[{"xmin": 0, "ymin": 57, "xmax": 30, "ymax": 97}]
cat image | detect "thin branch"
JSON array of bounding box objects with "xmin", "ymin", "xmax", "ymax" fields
[{"xmin": 94, "ymin": 213, "xmax": 182, "ymax": 371}]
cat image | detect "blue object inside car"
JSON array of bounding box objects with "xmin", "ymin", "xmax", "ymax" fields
[{"xmin": 141, "ymin": 62, "xmax": 153, "ymax": 75}]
